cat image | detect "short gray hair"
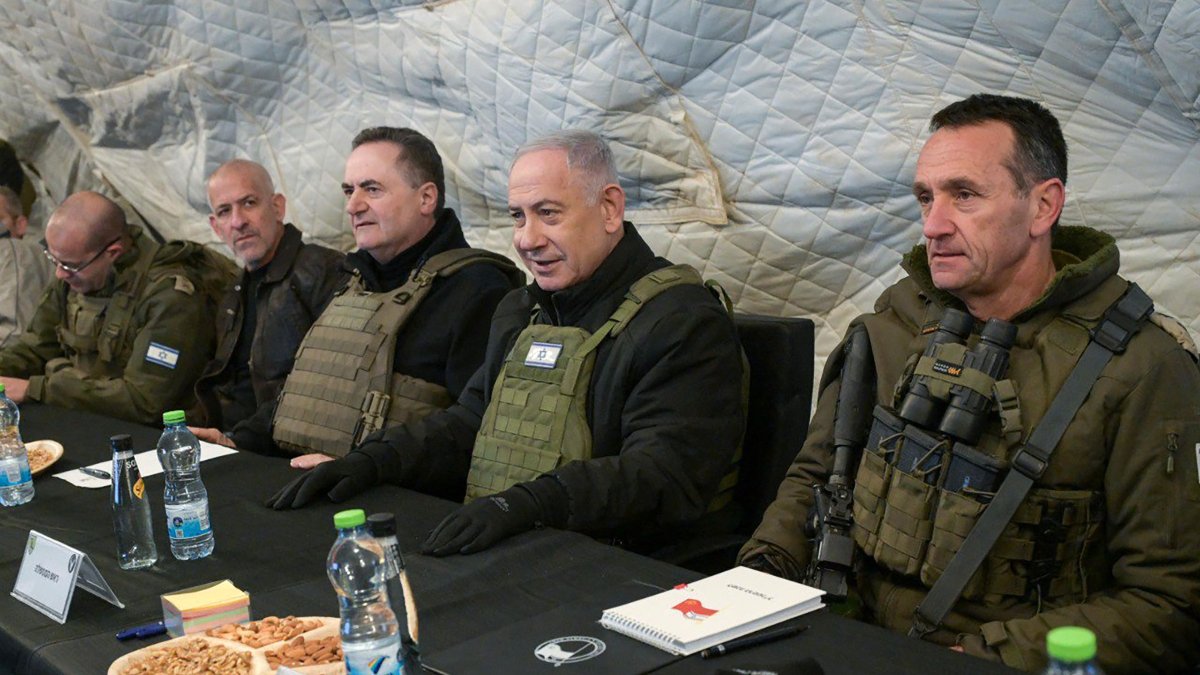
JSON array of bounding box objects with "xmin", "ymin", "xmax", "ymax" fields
[{"xmin": 512, "ymin": 130, "xmax": 619, "ymax": 203}]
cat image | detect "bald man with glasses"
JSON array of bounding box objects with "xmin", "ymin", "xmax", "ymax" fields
[{"xmin": 0, "ymin": 191, "xmax": 231, "ymax": 425}]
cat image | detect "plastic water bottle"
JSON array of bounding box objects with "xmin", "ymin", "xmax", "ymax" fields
[
  {"xmin": 1043, "ymin": 626, "xmax": 1103, "ymax": 674},
  {"xmin": 111, "ymin": 434, "xmax": 157, "ymax": 569},
  {"xmin": 328, "ymin": 509, "xmax": 402, "ymax": 675},
  {"xmin": 0, "ymin": 383, "xmax": 34, "ymax": 506},
  {"xmin": 368, "ymin": 513, "xmax": 420, "ymax": 670},
  {"xmin": 157, "ymin": 410, "xmax": 214, "ymax": 560}
]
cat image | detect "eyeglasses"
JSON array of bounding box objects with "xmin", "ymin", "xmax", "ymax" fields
[{"xmin": 41, "ymin": 236, "xmax": 121, "ymax": 275}]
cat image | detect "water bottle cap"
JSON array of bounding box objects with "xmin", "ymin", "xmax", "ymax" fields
[
  {"xmin": 333, "ymin": 509, "xmax": 366, "ymax": 529},
  {"xmin": 367, "ymin": 512, "xmax": 397, "ymax": 536},
  {"xmin": 162, "ymin": 410, "xmax": 187, "ymax": 425},
  {"xmin": 0, "ymin": 382, "xmax": 5, "ymax": 394},
  {"xmin": 1046, "ymin": 626, "xmax": 1097, "ymax": 662},
  {"xmin": 110, "ymin": 434, "xmax": 133, "ymax": 451}
]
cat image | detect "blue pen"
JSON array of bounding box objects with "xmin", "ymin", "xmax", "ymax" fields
[{"xmin": 115, "ymin": 621, "xmax": 166, "ymax": 640}]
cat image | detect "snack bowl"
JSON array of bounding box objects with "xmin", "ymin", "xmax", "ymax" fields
[{"xmin": 26, "ymin": 439, "xmax": 64, "ymax": 477}]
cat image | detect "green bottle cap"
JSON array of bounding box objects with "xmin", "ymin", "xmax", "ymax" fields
[
  {"xmin": 1046, "ymin": 626, "xmax": 1097, "ymax": 663},
  {"xmin": 162, "ymin": 410, "xmax": 187, "ymax": 425},
  {"xmin": 333, "ymin": 509, "xmax": 367, "ymax": 530},
  {"xmin": 0, "ymin": 382, "xmax": 5, "ymax": 393}
]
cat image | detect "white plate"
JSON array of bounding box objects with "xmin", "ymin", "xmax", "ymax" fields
[{"xmin": 26, "ymin": 439, "xmax": 64, "ymax": 477}]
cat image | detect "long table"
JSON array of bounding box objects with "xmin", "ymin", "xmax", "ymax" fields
[{"xmin": 0, "ymin": 404, "xmax": 1017, "ymax": 674}]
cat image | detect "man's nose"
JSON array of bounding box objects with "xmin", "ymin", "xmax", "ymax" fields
[
  {"xmin": 922, "ymin": 197, "xmax": 954, "ymax": 239},
  {"xmin": 513, "ymin": 217, "xmax": 546, "ymax": 251},
  {"xmin": 346, "ymin": 188, "xmax": 366, "ymax": 215}
]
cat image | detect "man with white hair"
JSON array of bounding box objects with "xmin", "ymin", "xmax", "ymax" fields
[
  {"xmin": 269, "ymin": 130, "xmax": 746, "ymax": 560},
  {"xmin": 0, "ymin": 185, "xmax": 53, "ymax": 349},
  {"xmin": 190, "ymin": 159, "xmax": 345, "ymax": 453}
]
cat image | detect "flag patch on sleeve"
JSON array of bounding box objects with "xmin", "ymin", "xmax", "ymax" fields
[{"xmin": 145, "ymin": 342, "xmax": 180, "ymax": 369}]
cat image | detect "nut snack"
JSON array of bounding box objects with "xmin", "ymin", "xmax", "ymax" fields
[{"xmin": 109, "ymin": 616, "xmax": 344, "ymax": 675}]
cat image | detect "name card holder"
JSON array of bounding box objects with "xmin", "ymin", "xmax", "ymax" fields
[{"xmin": 11, "ymin": 529, "xmax": 124, "ymax": 624}]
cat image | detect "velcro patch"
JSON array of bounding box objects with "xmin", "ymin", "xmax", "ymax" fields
[
  {"xmin": 524, "ymin": 342, "xmax": 562, "ymax": 369},
  {"xmin": 145, "ymin": 342, "xmax": 180, "ymax": 369}
]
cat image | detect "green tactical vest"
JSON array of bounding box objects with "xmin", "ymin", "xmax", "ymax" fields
[
  {"xmin": 465, "ymin": 264, "xmax": 742, "ymax": 509},
  {"xmin": 55, "ymin": 233, "xmax": 163, "ymax": 376},
  {"xmin": 850, "ymin": 304, "xmax": 1107, "ymax": 606},
  {"xmin": 272, "ymin": 248, "xmax": 521, "ymax": 457}
]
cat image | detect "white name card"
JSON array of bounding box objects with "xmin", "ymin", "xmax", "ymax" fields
[{"xmin": 11, "ymin": 530, "xmax": 124, "ymax": 624}]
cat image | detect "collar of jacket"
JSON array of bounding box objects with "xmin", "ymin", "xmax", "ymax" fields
[
  {"xmin": 252, "ymin": 222, "xmax": 304, "ymax": 285},
  {"xmin": 345, "ymin": 208, "xmax": 468, "ymax": 292},
  {"xmin": 94, "ymin": 226, "xmax": 156, "ymax": 298},
  {"xmin": 526, "ymin": 221, "xmax": 662, "ymax": 328},
  {"xmin": 899, "ymin": 225, "xmax": 1119, "ymax": 321}
]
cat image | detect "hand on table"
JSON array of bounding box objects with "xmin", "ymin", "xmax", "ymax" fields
[
  {"xmin": 189, "ymin": 426, "xmax": 235, "ymax": 448},
  {"xmin": 422, "ymin": 486, "xmax": 542, "ymax": 556},
  {"xmin": 0, "ymin": 377, "xmax": 29, "ymax": 403},
  {"xmin": 266, "ymin": 453, "xmax": 378, "ymax": 509}
]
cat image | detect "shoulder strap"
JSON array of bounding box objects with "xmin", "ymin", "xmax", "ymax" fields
[
  {"xmin": 576, "ymin": 264, "xmax": 703, "ymax": 357},
  {"xmin": 356, "ymin": 248, "xmax": 520, "ymax": 442},
  {"xmin": 909, "ymin": 282, "xmax": 1154, "ymax": 638}
]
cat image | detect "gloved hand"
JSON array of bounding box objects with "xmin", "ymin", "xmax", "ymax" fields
[
  {"xmin": 422, "ymin": 486, "xmax": 542, "ymax": 556},
  {"xmin": 266, "ymin": 453, "xmax": 378, "ymax": 509}
]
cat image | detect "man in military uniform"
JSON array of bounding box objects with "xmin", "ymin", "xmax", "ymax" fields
[
  {"xmin": 740, "ymin": 95, "xmax": 1200, "ymax": 672},
  {"xmin": 189, "ymin": 160, "xmax": 345, "ymax": 454},
  {"xmin": 0, "ymin": 186, "xmax": 53, "ymax": 349},
  {"xmin": 0, "ymin": 191, "xmax": 227, "ymax": 425},
  {"xmin": 268, "ymin": 130, "xmax": 746, "ymax": 559},
  {"xmin": 257, "ymin": 126, "xmax": 521, "ymax": 461}
]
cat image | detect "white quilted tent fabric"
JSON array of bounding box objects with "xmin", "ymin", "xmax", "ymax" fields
[{"xmin": 1, "ymin": 0, "xmax": 1196, "ymax": 384}]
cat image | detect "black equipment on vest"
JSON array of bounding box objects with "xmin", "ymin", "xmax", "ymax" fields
[
  {"xmin": 897, "ymin": 309, "xmax": 973, "ymax": 428},
  {"xmin": 804, "ymin": 324, "xmax": 874, "ymax": 601},
  {"xmin": 909, "ymin": 283, "xmax": 1154, "ymax": 639},
  {"xmin": 938, "ymin": 320, "xmax": 1018, "ymax": 444}
]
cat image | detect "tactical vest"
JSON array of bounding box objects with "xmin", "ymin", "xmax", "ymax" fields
[
  {"xmin": 465, "ymin": 264, "xmax": 742, "ymax": 510},
  {"xmin": 55, "ymin": 234, "xmax": 162, "ymax": 376},
  {"xmin": 849, "ymin": 305, "xmax": 1108, "ymax": 607},
  {"xmin": 272, "ymin": 249, "xmax": 521, "ymax": 457}
]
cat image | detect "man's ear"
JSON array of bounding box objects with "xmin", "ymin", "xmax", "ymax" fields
[
  {"xmin": 273, "ymin": 192, "xmax": 287, "ymax": 221},
  {"xmin": 208, "ymin": 213, "xmax": 219, "ymax": 235},
  {"xmin": 12, "ymin": 214, "xmax": 27, "ymax": 239},
  {"xmin": 418, "ymin": 182, "xmax": 439, "ymax": 217},
  {"xmin": 1029, "ymin": 177, "xmax": 1064, "ymax": 238},
  {"xmin": 599, "ymin": 184, "xmax": 625, "ymax": 234}
]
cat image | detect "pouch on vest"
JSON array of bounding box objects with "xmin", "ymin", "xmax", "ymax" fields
[
  {"xmin": 272, "ymin": 249, "xmax": 521, "ymax": 457},
  {"xmin": 464, "ymin": 264, "xmax": 742, "ymax": 506}
]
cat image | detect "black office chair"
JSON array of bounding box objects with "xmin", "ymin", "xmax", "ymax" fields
[{"xmin": 657, "ymin": 313, "xmax": 815, "ymax": 573}]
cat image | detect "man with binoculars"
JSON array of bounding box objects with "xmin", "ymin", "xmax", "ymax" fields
[{"xmin": 740, "ymin": 94, "xmax": 1200, "ymax": 673}]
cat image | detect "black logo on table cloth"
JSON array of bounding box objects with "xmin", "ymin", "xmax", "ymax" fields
[{"xmin": 534, "ymin": 635, "xmax": 606, "ymax": 665}]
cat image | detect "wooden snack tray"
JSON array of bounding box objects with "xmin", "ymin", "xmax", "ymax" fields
[{"xmin": 108, "ymin": 616, "xmax": 345, "ymax": 675}]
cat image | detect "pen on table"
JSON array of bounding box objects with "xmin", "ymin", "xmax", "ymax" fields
[
  {"xmin": 115, "ymin": 620, "xmax": 166, "ymax": 640},
  {"xmin": 700, "ymin": 623, "xmax": 810, "ymax": 659},
  {"xmin": 79, "ymin": 466, "xmax": 111, "ymax": 480}
]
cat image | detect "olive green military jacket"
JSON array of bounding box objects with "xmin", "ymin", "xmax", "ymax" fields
[
  {"xmin": 0, "ymin": 228, "xmax": 218, "ymax": 425},
  {"xmin": 741, "ymin": 226, "xmax": 1200, "ymax": 673}
]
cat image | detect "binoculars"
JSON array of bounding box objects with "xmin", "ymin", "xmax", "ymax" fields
[{"xmin": 897, "ymin": 308, "xmax": 1017, "ymax": 445}]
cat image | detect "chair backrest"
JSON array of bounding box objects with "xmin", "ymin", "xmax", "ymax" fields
[{"xmin": 733, "ymin": 314, "xmax": 815, "ymax": 535}]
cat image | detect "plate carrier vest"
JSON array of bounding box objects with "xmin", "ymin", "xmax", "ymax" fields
[
  {"xmin": 272, "ymin": 248, "xmax": 521, "ymax": 457},
  {"xmin": 465, "ymin": 264, "xmax": 742, "ymax": 511}
]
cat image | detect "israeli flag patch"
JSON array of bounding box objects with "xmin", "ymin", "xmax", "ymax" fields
[
  {"xmin": 524, "ymin": 342, "xmax": 562, "ymax": 369},
  {"xmin": 145, "ymin": 342, "xmax": 180, "ymax": 369}
]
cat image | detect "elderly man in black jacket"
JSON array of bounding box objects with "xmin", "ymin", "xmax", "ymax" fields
[
  {"xmin": 269, "ymin": 130, "xmax": 746, "ymax": 557},
  {"xmin": 191, "ymin": 159, "xmax": 345, "ymax": 453}
]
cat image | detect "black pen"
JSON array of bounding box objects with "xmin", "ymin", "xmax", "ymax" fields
[
  {"xmin": 79, "ymin": 466, "xmax": 111, "ymax": 480},
  {"xmin": 700, "ymin": 623, "xmax": 810, "ymax": 659}
]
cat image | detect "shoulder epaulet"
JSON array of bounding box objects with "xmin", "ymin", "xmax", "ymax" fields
[{"xmin": 1149, "ymin": 311, "xmax": 1199, "ymax": 362}]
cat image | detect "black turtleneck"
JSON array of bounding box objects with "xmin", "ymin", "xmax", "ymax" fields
[{"xmin": 346, "ymin": 209, "xmax": 463, "ymax": 293}]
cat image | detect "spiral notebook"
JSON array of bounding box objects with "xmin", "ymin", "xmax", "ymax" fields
[{"xmin": 599, "ymin": 566, "xmax": 824, "ymax": 656}]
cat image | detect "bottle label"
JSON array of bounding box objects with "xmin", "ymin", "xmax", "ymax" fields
[
  {"xmin": 164, "ymin": 502, "xmax": 211, "ymax": 539},
  {"xmin": 0, "ymin": 456, "xmax": 31, "ymax": 487},
  {"xmin": 132, "ymin": 478, "xmax": 145, "ymax": 500},
  {"xmin": 344, "ymin": 639, "xmax": 402, "ymax": 675}
]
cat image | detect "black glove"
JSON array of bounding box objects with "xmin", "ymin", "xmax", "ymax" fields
[
  {"xmin": 422, "ymin": 485, "xmax": 542, "ymax": 556},
  {"xmin": 266, "ymin": 453, "xmax": 379, "ymax": 509}
]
